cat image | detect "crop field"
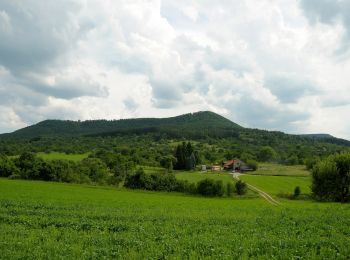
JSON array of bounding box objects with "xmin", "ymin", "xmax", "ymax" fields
[
  {"xmin": 1, "ymin": 178, "xmax": 350, "ymax": 259},
  {"xmin": 36, "ymin": 152, "xmax": 90, "ymax": 162},
  {"xmin": 240, "ymin": 175, "xmax": 311, "ymax": 196}
]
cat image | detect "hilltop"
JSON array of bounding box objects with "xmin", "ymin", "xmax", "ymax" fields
[
  {"xmin": 2, "ymin": 111, "xmax": 241, "ymax": 139},
  {"xmin": 0, "ymin": 111, "xmax": 349, "ymax": 164}
]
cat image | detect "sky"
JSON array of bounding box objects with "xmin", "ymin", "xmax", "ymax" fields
[{"xmin": 0, "ymin": 0, "xmax": 350, "ymax": 139}]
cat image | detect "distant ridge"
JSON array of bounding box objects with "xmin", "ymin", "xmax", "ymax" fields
[
  {"xmin": 1, "ymin": 111, "xmax": 349, "ymax": 147},
  {"xmin": 2, "ymin": 111, "xmax": 241, "ymax": 139},
  {"xmin": 300, "ymin": 134, "xmax": 334, "ymax": 139}
]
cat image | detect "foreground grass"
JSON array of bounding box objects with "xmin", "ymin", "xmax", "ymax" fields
[
  {"xmin": 1, "ymin": 179, "xmax": 350, "ymax": 259},
  {"xmin": 36, "ymin": 152, "xmax": 90, "ymax": 162}
]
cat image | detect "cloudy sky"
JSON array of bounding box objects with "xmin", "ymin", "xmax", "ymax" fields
[{"xmin": 0, "ymin": 0, "xmax": 350, "ymax": 139}]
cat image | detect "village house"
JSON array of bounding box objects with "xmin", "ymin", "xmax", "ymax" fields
[
  {"xmin": 211, "ymin": 164, "xmax": 221, "ymax": 171},
  {"xmin": 223, "ymin": 159, "xmax": 252, "ymax": 172}
]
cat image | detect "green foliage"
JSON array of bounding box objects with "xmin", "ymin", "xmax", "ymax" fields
[
  {"xmin": 174, "ymin": 142, "xmax": 196, "ymax": 170},
  {"xmin": 235, "ymin": 180, "xmax": 247, "ymax": 195},
  {"xmin": 197, "ymin": 179, "xmax": 225, "ymax": 197},
  {"xmin": 124, "ymin": 168, "xmax": 189, "ymax": 192},
  {"xmin": 246, "ymin": 159, "xmax": 258, "ymax": 171},
  {"xmin": 0, "ymin": 154, "xmax": 19, "ymax": 177},
  {"xmin": 226, "ymin": 182, "xmax": 235, "ymax": 197},
  {"xmin": 305, "ymin": 157, "xmax": 319, "ymax": 170},
  {"xmin": 312, "ymin": 152, "xmax": 350, "ymax": 202},
  {"xmin": 294, "ymin": 186, "xmax": 301, "ymax": 198},
  {"xmin": 77, "ymin": 158, "xmax": 110, "ymax": 185},
  {"xmin": 159, "ymin": 155, "xmax": 176, "ymax": 172},
  {"xmin": 258, "ymin": 146, "xmax": 277, "ymax": 162},
  {"xmin": 1, "ymin": 111, "xmax": 348, "ymax": 169}
]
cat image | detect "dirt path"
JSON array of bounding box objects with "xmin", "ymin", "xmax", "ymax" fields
[{"xmin": 232, "ymin": 173, "xmax": 280, "ymax": 206}]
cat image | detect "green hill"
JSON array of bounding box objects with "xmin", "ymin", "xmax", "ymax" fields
[
  {"xmin": 2, "ymin": 111, "xmax": 241, "ymax": 139},
  {"xmin": 0, "ymin": 111, "xmax": 349, "ymax": 163}
]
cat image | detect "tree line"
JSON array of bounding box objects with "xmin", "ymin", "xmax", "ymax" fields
[{"xmin": 0, "ymin": 152, "xmax": 247, "ymax": 198}]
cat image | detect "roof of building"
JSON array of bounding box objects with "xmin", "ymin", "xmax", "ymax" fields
[{"xmin": 223, "ymin": 159, "xmax": 243, "ymax": 167}]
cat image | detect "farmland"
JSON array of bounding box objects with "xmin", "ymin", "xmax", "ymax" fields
[{"xmin": 1, "ymin": 178, "xmax": 350, "ymax": 259}]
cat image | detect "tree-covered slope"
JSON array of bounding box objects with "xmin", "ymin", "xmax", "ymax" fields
[{"xmin": 1, "ymin": 111, "xmax": 241, "ymax": 139}]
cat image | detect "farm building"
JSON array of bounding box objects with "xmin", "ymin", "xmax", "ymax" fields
[
  {"xmin": 223, "ymin": 159, "xmax": 252, "ymax": 172},
  {"xmin": 211, "ymin": 164, "xmax": 221, "ymax": 171}
]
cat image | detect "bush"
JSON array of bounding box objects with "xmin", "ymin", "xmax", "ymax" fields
[
  {"xmin": 235, "ymin": 180, "xmax": 247, "ymax": 195},
  {"xmin": 8, "ymin": 174, "xmax": 21, "ymax": 180},
  {"xmin": 124, "ymin": 168, "xmax": 182, "ymax": 192},
  {"xmin": 246, "ymin": 160, "xmax": 258, "ymax": 171},
  {"xmin": 293, "ymin": 186, "xmax": 301, "ymax": 198},
  {"xmin": 312, "ymin": 152, "xmax": 350, "ymax": 202},
  {"xmin": 197, "ymin": 179, "xmax": 224, "ymax": 197},
  {"xmin": 77, "ymin": 158, "xmax": 110, "ymax": 185},
  {"xmin": 305, "ymin": 157, "xmax": 319, "ymax": 170},
  {"xmin": 0, "ymin": 155, "xmax": 19, "ymax": 177},
  {"xmin": 226, "ymin": 182, "xmax": 235, "ymax": 197}
]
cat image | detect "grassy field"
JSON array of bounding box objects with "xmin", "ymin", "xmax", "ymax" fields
[
  {"xmin": 175, "ymin": 171, "xmax": 234, "ymax": 185},
  {"xmin": 36, "ymin": 152, "xmax": 90, "ymax": 162},
  {"xmin": 252, "ymin": 163, "xmax": 310, "ymax": 177},
  {"xmin": 1, "ymin": 178, "xmax": 350, "ymax": 259},
  {"xmin": 249, "ymin": 163, "xmax": 310, "ymax": 177},
  {"xmin": 240, "ymin": 175, "xmax": 311, "ymax": 196},
  {"xmin": 142, "ymin": 166, "xmax": 166, "ymax": 174}
]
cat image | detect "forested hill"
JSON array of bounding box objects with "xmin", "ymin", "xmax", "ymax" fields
[
  {"xmin": 1, "ymin": 111, "xmax": 350, "ymax": 148},
  {"xmin": 1, "ymin": 111, "xmax": 241, "ymax": 139}
]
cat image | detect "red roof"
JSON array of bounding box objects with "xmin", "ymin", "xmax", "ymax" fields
[{"xmin": 223, "ymin": 159, "xmax": 241, "ymax": 167}]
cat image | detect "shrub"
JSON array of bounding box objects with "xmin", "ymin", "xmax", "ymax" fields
[
  {"xmin": 8, "ymin": 174, "xmax": 21, "ymax": 180},
  {"xmin": 312, "ymin": 152, "xmax": 350, "ymax": 202},
  {"xmin": 305, "ymin": 157, "xmax": 319, "ymax": 170},
  {"xmin": 226, "ymin": 182, "xmax": 235, "ymax": 197},
  {"xmin": 124, "ymin": 168, "xmax": 146, "ymax": 189},
  {"xmin": 235, "ymin": 180, "xmax": 247, "ymax": 195},
  {"xmin": 246, "ymin": 160, "xmax": 258, "ymax": 171},
  {"xmin": 197, "ymin": 179, "xmax": 224, "ymax": 197},
  {"xmin": 0, "ymin": 155, "xmax": 19, "ymax": 177},
  {"xmin": 77, "ymin": 158, "xmax": 110, "ymax": 185},
  {"xmin": 293, "ymin": 186, "xmax": 301, "ymax": 198},
  {"xmin": 124, "ymin": 168, "xmax": 182, "ymax": 192}
]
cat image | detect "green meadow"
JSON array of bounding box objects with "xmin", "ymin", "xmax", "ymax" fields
[
  {"xmin": 175, "ymin": 171, "xmax": 234, "ymax": 185},
  {"xmin": 240, "ymin": 175, "xmax": 311, "ymax": 196},
  {"xmin": 250, "ymin": 163, "xmax": 310, "ymax": 177},
  {"xmin": 36, "ymin": 152, "xmax": 89, "ymax": 162},
  {"xmin": 1, "ymin": 178, "xmax": 350, "ymax": 259}
]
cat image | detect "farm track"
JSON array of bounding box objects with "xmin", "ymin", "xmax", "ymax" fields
[{"xmin": 232, "ymin": 173, "xmax": 280, "ymax": 206}]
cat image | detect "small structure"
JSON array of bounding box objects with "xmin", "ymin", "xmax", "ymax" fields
[
  {"xmin": 223, "ymin": 159, "xmax": 252, "ymax": 172},
  {"xmin": 201, "ymin": 165, "xmax": 207, "ymax": 171},
  {"xmin": 211, "ymin": 164, "xmax": 221, "ymax": 171}
]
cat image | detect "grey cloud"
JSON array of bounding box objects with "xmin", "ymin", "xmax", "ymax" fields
[
  {"xmin": 264, "ymin": 76, "xmax": 318, "ymax": 103},
  {"xmin": 224, "ymin": 96, "xmax": 311, "ymax": 132},
  {"xmin": 301, "ymin": 0, "xmax": 350, "ymax": 52},
  {"xmin": 321, "ymin": 97, "xmax": 350, "ymax": 108},
  {"xmin": 123, "ymin": 98, "xmax": 139, "ymax": 112},
  {"xmin": 150, "ymin": 79, "xmax": 182, "ymax": 108},
  {"xmin": 0, "ymin": 1, "xmax": 83, "ymax": 74},
  {"xmin": 21, "ymin": 75, "xmax": 109, "ymax": 100}
]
